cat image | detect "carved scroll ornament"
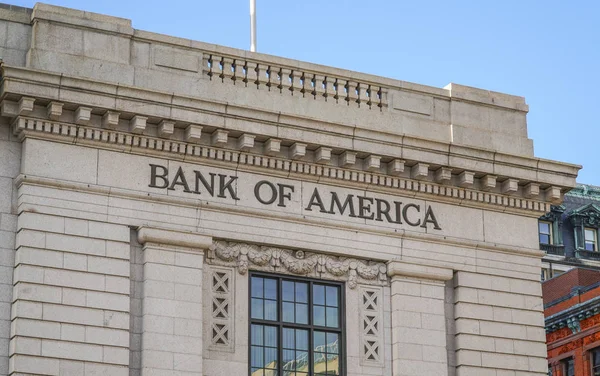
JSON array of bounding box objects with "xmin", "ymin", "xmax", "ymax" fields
[{"xmin": 207, "ymin": 240, "xmax": 388, "ymax": 288}]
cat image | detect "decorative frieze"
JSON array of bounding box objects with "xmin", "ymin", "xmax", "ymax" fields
[{"xmin": 207, "ymin": 240, "xmax": 388, "ymax": 289}]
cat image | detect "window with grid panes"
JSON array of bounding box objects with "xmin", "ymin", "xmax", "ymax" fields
[
  {"xmin": 538, "ymin": 221, "xmax": 552, "ymax": 244},
  {"xmin": 592, "ymin": 347, "xmax": 600, "ymax": 376},
  {"xmin": 585, "ymin": 228, "xmax": 598, "ymax": 251},
  {"xmin": 249, "ymin": 273, "xmax": 344, "ymax": 376}
]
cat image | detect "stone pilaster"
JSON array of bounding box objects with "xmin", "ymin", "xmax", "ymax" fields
[
  {"xmin": 136, "ymin": 227, "xmax": 212, "ymax": 376},
  {"xmin": 388, "ymin": 260, "xmax": 453, "ymax": 376},
  {"xmin": 453, "ymin": 271, "xmax": 547, "ymax": 376}
]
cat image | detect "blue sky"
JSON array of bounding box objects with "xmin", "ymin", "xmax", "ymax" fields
[{"xmin": 10, "ymin": 1, "xmax": 600, "ymax": 184}]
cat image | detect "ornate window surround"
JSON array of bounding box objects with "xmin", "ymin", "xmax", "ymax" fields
[
  {"xmin": 569, "ymin": 204, "xmax": 600, "ymax": 258},
  {"xmin": 207, "ymin": 240, "xmax": 389, "ymax": 289},
  {"xmin": 539, "ymin": 205, "xmax": 565, "ymax": 245}
]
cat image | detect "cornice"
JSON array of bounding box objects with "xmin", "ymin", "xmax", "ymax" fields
[
  {"xmin": 8, "ymin": 115, "xmax": 557, "ymax": 215},
  {"xmin": 0, "ymin": 65, "xmax": 579, "ymax": 194},
  {"xmin": 546, "ymin": 296, "xmax": 600, "ymax": 334}
]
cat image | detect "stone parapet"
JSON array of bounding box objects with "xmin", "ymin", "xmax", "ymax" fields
[{"xmin": 0, "ymin": 2, "xmax": 559, "ymax": 158}]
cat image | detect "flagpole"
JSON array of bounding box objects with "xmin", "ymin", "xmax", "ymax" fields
[{"xmin": 250, "ymin": 0, "xmax": 257, "ymax": 52}]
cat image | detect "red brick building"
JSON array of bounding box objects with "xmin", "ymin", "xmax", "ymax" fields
[{"xmin": 545, "ymin": 268, "xmax": 600, "ymax": 375}]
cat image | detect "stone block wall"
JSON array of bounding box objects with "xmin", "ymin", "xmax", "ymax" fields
[
  {"xmin": 11, "ymin": 212, "xmax": 131, "ymax": 375},
  {"xmin": 0, "ymin": 116, "xmax": 21, "ymax": 375},
  {"xmin": 453, "ymin": 271, "xmax": 548, "ymax": 375}
]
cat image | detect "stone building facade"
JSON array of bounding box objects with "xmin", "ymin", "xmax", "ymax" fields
[{"xmin": 0, "ymin": 2, "xmax": 581, "ymax": 376}]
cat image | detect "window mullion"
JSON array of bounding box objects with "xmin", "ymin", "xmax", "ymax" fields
[
  {"xmin": 309, "ymin": 280, "xmax": 313, "ymax": 376},
  {"xmin": 278, "ymin": 278, "xmax": 283, "ymax": 375}
]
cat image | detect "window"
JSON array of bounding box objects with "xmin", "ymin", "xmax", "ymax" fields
[
  {"xmin": 250, "ymin": 274, "xmax": 344, "ymax": 376},
  {"xmin": 539, "ymin": 221, "xmax": 552, "ymax": 244},
  {"xmin": 585, "ymin": 228, "xmax": 598, "ymax": 251},
  {"xmin": 592, "ymin": 347, "xmax": 600, "ymax": 376},
  {"xmin": 562, "ymin": 357, "xmax": 574, "ymax": 376}
]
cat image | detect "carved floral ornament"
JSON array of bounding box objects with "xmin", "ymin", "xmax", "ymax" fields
[{"xmin": 207, "ymin": 240, "xmax": 388, "ymax": 289}]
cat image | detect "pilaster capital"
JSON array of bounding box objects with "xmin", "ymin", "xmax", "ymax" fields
[
  {"xmin": 387, "ymin": 259, "xmax": 453, "ymax": 281},
  {"xmin": 137, "ymin": 226, "xmax": 213, "ymax": 251}
]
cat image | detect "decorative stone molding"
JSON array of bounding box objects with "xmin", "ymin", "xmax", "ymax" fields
[
  {"xmin": 569, "ymin": 203, "xmax": 600, "ymax": 227},
  {"xmin": 359, "ymin": 286, "xmax": 384, "ymax": 366},
  {"xmin": 137, "ymin": 226, "xmax": 213, "ymax": 250},
  {"xmin": 207, "ymin": 240, "xmax": 388, "ymax": 288},
  {"xmin": 10, "ymin": 116, "xmax": 557, "ymax": 214},
  {"xmin": 545, "ymin": 301, "xmax": 600, "ymax": 334},
  {"xmin": 539, "ymin": 205, "xmax": 565, "ymax": 222},
  {"xmin": 387, "ymin": 259, "xmax": 453, "ymax": 281},
  {"xmin": 209, "ymin": 266, "xmax": 235, "ymax": 352}
]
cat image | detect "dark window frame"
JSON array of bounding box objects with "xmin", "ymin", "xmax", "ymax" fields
[
  {"xmin": 591, "ymin": 347, "xmax": 600, "ymax": 375},
  {"xmin": 248, "ymin": 271, "xmax": 346, "ymax": 376},
  {"xmin": 539, "ymin": 220, "xmax": 553, "ymax": 245},
  {"xmin": 562, "ymin": 357, "xmax": 574, "ymax": 376},
  {"xmin": 585, "ymin": 227, "xmax": 598, "ymax": 252}
]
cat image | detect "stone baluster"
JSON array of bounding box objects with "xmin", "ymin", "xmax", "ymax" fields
[
  {"xmin": 230, "ymin": 59, "xmax": 240, "ymax": 84},
  {"xmin": 280, "ymin": 67, "xmax": 293, "ymax": 94},
  {"xmin": 357, "ymin": 82, "xmax": 368, "ymax": 107},
  {"xmin": 245, "ymin": 61, "xmax": 258, "ymax": 88},
  {"xmin": 366, "ymin": 85, "xmax": 374, "ymax": 108},
  {"xmin": 323, "ymin": 76, "xmax": 336, "ymax": 102},
  {"xmin": 221, "ymin": 57, "xmax": 235, "ymax": 82},
  {"xmin": 201, "ymin": 54, "xmax": 211, "ymax": 79},
  {"xmin": 334, "ymin": 78, "xmax": 346, "ymax": 104},
  {"xmin": 346, "ymin": 80, "xmax": 359, "ymax": 106},
  {"xmin": 304, "ymin": 72, "xmax": 316, "ymax": 99},
  {"xmin": 290, "ymin": 70, "xmax": 303, "ymax": 96},
  {"xmin": 268, "ymin": 65, "xmax": 281, "ymax": 92},
  {"xmin": 212, "ymin": 55, "xmax": 224, "ymax": 82},
  {"xmin": 255, "ymin": 63, "xmax": 269, "ymax": 89},
  {"xmin": 314, "ymin": 74, "xmax": 326, "ymax": 101}
]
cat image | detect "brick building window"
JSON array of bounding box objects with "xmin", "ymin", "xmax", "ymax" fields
[
  {"xmin": 592, "ymin": 347, "xmax": 600, "ymax": 376},
  {"xmin": 249, "ymin": 273, "xmax": 344, "ymax": 376},
  {"xmin": 585, "ymin": 228, "xmax": 598, "ymax": 251},
  {"xmin": 539, "ymin": 221, "xmax": 553, "ymax": 244},
  {"xmin": 562, "ymin": 357, "xmax": 574, "ymax": 376}
]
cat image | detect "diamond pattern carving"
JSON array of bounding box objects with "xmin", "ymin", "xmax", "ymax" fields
[
  {"xmin": 360, "ymin": 287, "xmax": 383, "ymax": 365},
  {"xmin": 210, "ymin": 268, "xmax": 234, "ymax": 351}
]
